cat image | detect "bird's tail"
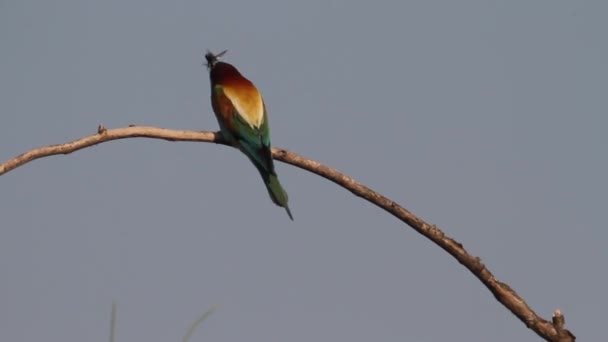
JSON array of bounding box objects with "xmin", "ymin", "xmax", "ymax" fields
[
  {"xmin": 240, "ymin": 142, "xmax": 293, "ymax": 221},
  {"xmin": 263, "ymin": 172, "xmax": 293, "ymax": 221}
]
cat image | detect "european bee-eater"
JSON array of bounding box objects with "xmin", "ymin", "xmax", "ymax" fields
[{"xmin": 205, "ymin": 50, "xmax": 293, "ymax": 220}]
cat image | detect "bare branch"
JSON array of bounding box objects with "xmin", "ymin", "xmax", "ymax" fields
[
  {"xmin": 0, "ymin": 126, "xmax": 221, "ymax": 176},
  {"xmin": 0, "ymin": 125, "xmax": 575, "ymax": 341}
]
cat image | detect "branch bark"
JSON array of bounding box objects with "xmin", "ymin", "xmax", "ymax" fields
[{"xmin": 0, "ymin": 125, "xmax": 575, "ymax": 342}]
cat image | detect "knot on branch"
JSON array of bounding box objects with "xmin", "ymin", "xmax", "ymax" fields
[
  {"xmin": 98, "ymin": 124, "xmax": 107, "ymax": 134},
  {"xmin": 552, "ymin": 310, "xmax": 576, "ymax": 341}
]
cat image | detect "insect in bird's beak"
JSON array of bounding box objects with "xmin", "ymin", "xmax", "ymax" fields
[{"xmin": 204, "ymin": 49, "xmax": 228, "ymax": 68}]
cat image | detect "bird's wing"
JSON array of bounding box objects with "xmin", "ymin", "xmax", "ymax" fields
[
  {"xmin": 213, "ymin": 85, "xmax": 274, "ymax": 175},
  {"xmin": 222, "ymin": 84, "xmax": 265, "ymax": 129},
  {"xmin": 231, "ymin": 106, "xmax": 274, "ymax": 175}
]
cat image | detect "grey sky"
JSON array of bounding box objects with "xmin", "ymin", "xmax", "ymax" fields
[{"xmin": 1, "ymin": 0, "xmax": 606, "ymax": 341}]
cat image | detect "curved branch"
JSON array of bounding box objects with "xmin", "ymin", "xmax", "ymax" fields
[
  {"xmin": 0, "ymin": 125, "xmax": 221, "ymax": 175},
  {"xmin": 0, "ymin": 125, "xmax": 575, "ymax": 341}
]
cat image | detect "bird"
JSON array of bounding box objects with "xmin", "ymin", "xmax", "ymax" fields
[{"xmin": 204, "ymin": 50, "xmax": 293, "ymax": 220}]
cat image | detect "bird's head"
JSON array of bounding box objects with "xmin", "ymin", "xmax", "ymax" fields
[{"xmin": 205, "ymin": 49, "xmax": 227, "ymax": 70}]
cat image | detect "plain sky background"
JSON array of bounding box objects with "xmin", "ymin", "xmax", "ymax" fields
[{"xmin": 1, "ymin": 0, "xmax": 606, "ymax": 341}]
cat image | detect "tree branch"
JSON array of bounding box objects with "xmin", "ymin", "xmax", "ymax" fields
[{"xmin": 0, "ymin": 125, "xmax": 575, "ymax": 341}]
